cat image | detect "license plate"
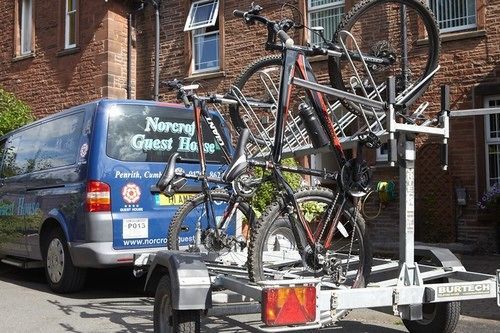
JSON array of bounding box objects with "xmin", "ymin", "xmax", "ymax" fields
[
  {"xmin": 155, "ymin": 193, "xmax": 195, "ymax": 206},
  {"xmin": 123, "ymin": 218, "xmax": 148, "ymax": 239}
]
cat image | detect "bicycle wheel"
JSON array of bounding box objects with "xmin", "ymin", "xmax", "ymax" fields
[
  {"xmin": 167, "ymin": 189, "xmax": 253, "ymax": 264},
  {"xmin": 229, "ymin": 55, "xmax": 282, "ymax": 137},
  {"xmin": 248, "ymin": 186, "xmax": 372, "ymax": 288},
  {"xmin": 328, "ymin": 0, "xmax": 440, "ymax": 116},
  {"xmin": 229, "ymin": 55, "xmax": 314, "ymax": 154}
]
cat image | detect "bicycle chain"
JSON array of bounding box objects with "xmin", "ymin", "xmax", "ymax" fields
[{"xmin": 318, "ymin": 190, "xmax": 340, "ymax": 242}]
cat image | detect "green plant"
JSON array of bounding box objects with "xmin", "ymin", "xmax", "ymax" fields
[
  {"xmin": 300, "ymin": 201, "xmax": 327, "ymax": 223},
  {"xmin": 251, "ymin": 158, "xmax": 303, "ymax": 216},
  {"xmin": 0, "ymin": 87, "xmax": 34, "ymax": 136}
]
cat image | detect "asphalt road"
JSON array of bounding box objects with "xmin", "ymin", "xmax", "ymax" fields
[{"xmin": 0, "ymin": 255, "xmax": 499, "ymax": 332}]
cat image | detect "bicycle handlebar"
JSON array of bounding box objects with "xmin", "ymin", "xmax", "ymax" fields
[{"xmin": 232, "ymin": 8, "xmax": 294, "ymax": 47}]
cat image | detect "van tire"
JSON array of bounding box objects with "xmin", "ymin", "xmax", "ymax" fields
[{"xmin": 44, "ymin": 228, "xmax": 86, "ymax": 293}]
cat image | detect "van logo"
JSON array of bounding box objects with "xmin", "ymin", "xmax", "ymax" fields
[{"xmin": 122, "ymin": 183, "xmax": 141, "ymax": 204}]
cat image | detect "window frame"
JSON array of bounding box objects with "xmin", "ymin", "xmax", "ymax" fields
[
  {"xmin": 185, "ymin": 0, "xmax": 221, "ymax": 74},
  {"xmin": 483, "ymin": 95, "xmax": 500, "ymax": 190},
  {"xmin": 191, "ymin": 28, "xmax": 220, "ymax": 73},
  {"xmin": 307, "ymin": 0, "xmax": 345, "ymax": 45},
  {"xmin": 64, "ymin": 0, "xmax": 78, "ymax": 49},
  {"xmin": 428, "ymin": 0, "xmax": 477, "ymax": 34},
  {"xmin": 14, "ymin": 0, "xmax": 34, "ymax": 58},
  {"xmin": 20, "ymin": 0, "xmax": 33, "ymax": 55},
  {"xmin": 184, "ymin": 0, "xmax": 219, "ymax": 32}
]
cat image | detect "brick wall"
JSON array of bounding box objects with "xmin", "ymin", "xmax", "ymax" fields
[{"xmin": 0, "ymin": 0, "xmax": 131, "ymax": 118}]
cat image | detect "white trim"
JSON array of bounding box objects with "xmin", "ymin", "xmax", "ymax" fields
[
  {"xmin": 308, "ymin": 0, "xmax": 343, "ymax": 11},
  {"xmin": 483, "ymin": 95, "xmax": 500, "ymax": 190},
  {"xmin": 65, "ymin": 0, "xmax": 77, "ymax": 49},
  {"xmin": 20, "ymin": 0, "xmax": 33, "ymax": 55},
  {"xmin": 184, "ymin": 0, "xmax": 219, "ymax": 32}
]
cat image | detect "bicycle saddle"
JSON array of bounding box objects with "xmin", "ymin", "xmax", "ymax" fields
[{"xmin": 223, "ymin": 129, "xmax": 250, "ymax": 183}]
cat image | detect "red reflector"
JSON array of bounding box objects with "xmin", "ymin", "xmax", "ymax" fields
[
  {"xmin": 262, "ymin": 286, "xmax": 316, "ymax": 326},
  {"xmin": 117, "ymin": 257, "xmax": 134, "ymax": 263},
  {"xmin": 86, "ymin": 180, "xmax": 111, "ymax": 212}
]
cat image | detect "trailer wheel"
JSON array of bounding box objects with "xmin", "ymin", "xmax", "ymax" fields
[
  {"xmin": 402, "ymin": 278, "xmax": 460, "ymax": 333},
  {"xmin": 154, "ymin": 274, "xmax": 200, "ymax": 333}
]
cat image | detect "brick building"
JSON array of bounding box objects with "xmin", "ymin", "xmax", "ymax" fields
[
  {"xmin": 1, "ymin": 0, "xmax": 499, "ymax": 252},
  {"xmin": 0, "ymin": 0, "xmax": 135, "ymax": 116}
]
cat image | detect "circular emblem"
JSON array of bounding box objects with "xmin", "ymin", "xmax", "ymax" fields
[{"xmin": 122, "ymin": 183, "xmax": 141, "ymax": 204}]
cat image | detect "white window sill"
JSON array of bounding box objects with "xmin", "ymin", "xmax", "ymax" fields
[
  {"xmin": 185, "ymin": 70, "xmax": 226, "ymax": 81},
  {"xmin": 12, "ymin": 52, "xmax": 35, "ymax": 62}
]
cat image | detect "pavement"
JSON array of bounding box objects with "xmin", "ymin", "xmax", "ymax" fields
[
  {"xmin": 455, "ymin": 254, "xmax": 500, "ymax": 322},
  {"xmin": 0, "ymin": 254, "xmax": 498, "ymax": 332}
]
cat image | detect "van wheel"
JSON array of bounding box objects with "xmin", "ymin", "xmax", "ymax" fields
[{"xmin": 44, "ymin": 228, "xmax": 86, "ymax": 293}]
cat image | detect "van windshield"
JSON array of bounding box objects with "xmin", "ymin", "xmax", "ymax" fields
[{"xmin": 106, "ymin": 104, "xmax": 229, "ymax": 163}]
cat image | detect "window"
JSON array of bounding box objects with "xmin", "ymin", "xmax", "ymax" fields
[
  {"xmin": 307, "ymin": 0, "xmax": 344, "ymax": 45},
  {"xmin": 429, "ymin": 0, "xmax": 476, "ymax": 33},
  {"xmin": 185, "ymin": 0, "xmax": 220, "ymax": 73},
  {"xmin": 16, "ymin": 0, "xmax": 33, "ymax": 56},
  {"xmin": 484, "ymin": 96, "xmax": 500, "ymax": 189},
  {"xmin": 106, "ymin": 104, "xmax": 228, "ymax": 163},
  {"xmin": 0, "ymin": 113, "xmax": 84, "ymax": 178},
  {"xmin": 376, "ymin": 143, "xmax": 389, "ymax": 162},
  {"xmin": 65, "ymin": 0, "xmax": 78, "ymax": 49}
]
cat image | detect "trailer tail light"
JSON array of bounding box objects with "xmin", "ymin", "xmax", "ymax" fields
[
  {"xmin": 86, "ymin": 181, "xmax": 111, "ymax": 212},
  {"xmin": 262, "ymin": 285, "xmax": 316, "ymax": 326}
]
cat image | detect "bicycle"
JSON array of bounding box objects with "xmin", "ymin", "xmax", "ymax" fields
[
  {"xmin": 229, "ymin": 1, "xmax": 440, "ymax": 154},
  {"xmin": 222, "ymin": 1, "xmax": 440, "ymax": 287},
  {"xmin": 155, "ymin": 80, "xmax": 253, "ymax": 260}
]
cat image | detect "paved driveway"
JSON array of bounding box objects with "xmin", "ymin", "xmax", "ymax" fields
[{"xmin": 0, "ymin": 255, "xmax": 499, "ymax": 332}]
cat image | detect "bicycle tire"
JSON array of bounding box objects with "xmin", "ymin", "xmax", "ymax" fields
[
  {"xmin": 167, "ymin": 189, "xmax": 253, "ymax": 260},
  {"xmin": 154, "ymin": 274, "xmax": 201, "ymax": 333},
  {"xmin": 229, "ymin": 55, "xmax": 282, "ymax": 136},
  {"xmin": 328, "ymin": 0, "xmax": 440, "ymax": 116},
  {"xmin": 247, "ymin": 186, "xmax": 372, "ymax": 287},
  {"xmin": 229, "ymin": 55, "xmax": 317, "ymax": 154}
]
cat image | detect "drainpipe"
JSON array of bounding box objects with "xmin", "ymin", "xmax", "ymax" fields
[
  {"xmin": 152, "ymin": 0, "xmax": 161, "ymax": 101},
  {"xmin": 127, "ymin": 12, "xmax": 132, "ymax": 99}
]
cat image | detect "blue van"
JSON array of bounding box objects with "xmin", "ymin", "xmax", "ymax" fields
[{"xmin": 0, "ymin": 99, "xmax": 231, "ymax": 293}]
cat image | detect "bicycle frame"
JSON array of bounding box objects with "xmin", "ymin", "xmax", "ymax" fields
[{"xmin": 269, "ymin": 46, "xmax": 361, "ymax": 251}]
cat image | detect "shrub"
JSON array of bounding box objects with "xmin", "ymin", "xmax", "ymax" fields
[
  {"xmin": 251, "ymin": 157, "xmax": 303, "ymax": 216},
  {"xmin": 0, "ymin": 87, "xmax": 34, "ymax": 136}
]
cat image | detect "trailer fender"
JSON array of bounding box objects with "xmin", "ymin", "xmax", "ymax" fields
[{"xmin": 145, "ymin": 251, "xmax": 212, "ymax": 310}]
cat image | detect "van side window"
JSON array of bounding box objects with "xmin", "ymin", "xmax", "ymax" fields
[
  {"xmin": 0, "ymin": 139, "xmax": 6, "ymax": 177},
  {"xmin": 35, "ymin": 112, "xmax": 84, "ymax": 171},
  {"xmin": 2, "ymin": 136, "xmax": 23, "ymax": 177},
  {"xmin": 0, "ymin": 112, "xmax": 84, "ymax": 178}
]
